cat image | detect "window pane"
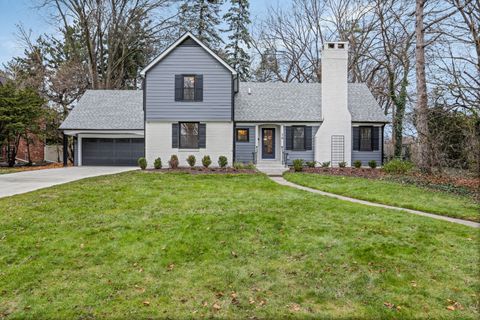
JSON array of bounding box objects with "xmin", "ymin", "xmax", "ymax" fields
[
  {"xmin": 293, "ymin": 127, "xmax": 305, "ymax": 150},
  {"xmin": 183, "ymin": 76, "xmax": 195, "ymax": 100},
  {"xmin": 360, "ymin": 127, "xmax": 372, "ymax": 151},
  {"xmin": 180, "ymin": 123, "xmax": 199, "ymax": 148},
  {"xmin": 236, "ymin": 129, "xmax": 249, "ymax": 142}
]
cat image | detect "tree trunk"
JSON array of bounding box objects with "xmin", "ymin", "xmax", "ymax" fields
[{"xmin": 415, "ymin": 0, "xmax": 431, "ymax": 172}]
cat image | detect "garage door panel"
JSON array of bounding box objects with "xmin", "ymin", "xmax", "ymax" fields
[{"xmin": 82, "ymin": 138, "xmax": 144, "ymax": 166}]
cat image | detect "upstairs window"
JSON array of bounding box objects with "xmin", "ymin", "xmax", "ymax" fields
[
  {"xmin": 183, "ymin": 76, "xmax": 195, "ymax": 101},
  {"xmin": 292, "ymin": 126, "xmax": 306, "ymax": 151},
  {"xmin": 179, "ymin": 122, "xmax": 199, "ymax": 149},
  {"xmin": 236, "ymin": 128, "xmax": 249, "ymax": 142},
  {"xmin": 175, "ymin": 75, "xmax": 203, "ymax": 102}
]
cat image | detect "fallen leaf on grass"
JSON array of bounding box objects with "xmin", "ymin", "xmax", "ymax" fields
[
  {"xmin": 143, "ymin": 301, "xmax": 150, "ymax": 306},
  {"xmin": 231, "ymin": 251, "xmax": 238, "ymax": 258},
  {"xmin": 446, "ymin": 299, "xmax": 463, "ymax": 311},
  {"xmin": 167, "ymin": 263, "xmax": 175, "ymax": 271},
  {"xmin": 289, "ymin": 303, "xmax": 301, "ymax": 312},
  {"xmin": 249, "ymin": 297, "xmax": 255, "ymax": 304},
  {"xmin": 212, "ymin": 303, "xmax": 221, "ymax": 311}
]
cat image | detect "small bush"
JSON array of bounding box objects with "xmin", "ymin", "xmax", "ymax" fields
[
  {"xmin": 338, "ymin": 161, "xmax": 347, "ymax": 168},
  {"xmin": 383, "ymin": 159, "xmax": 414, "ymax": 174},
  {"xmin": 245, "ymin": 162, "xmax": 256, "ymax": 170},
  {"xmin": 321, "ymin": 161, "xmax": 330, "ymax": 168},
  {"xmin": 218, "ymin": 156, "xmax": 228, "ymax": 168},
  {"xmin": 169, "ymin": 155, "xmax": 179, "ymax": 169},
  {"xmin": 306, "ymin": 161, "xmax": 316, "ymax": 168},
  {"xmin": 154, "ymin": 157, "xmax": 162, "ymax": 169},
  {"xmin": 138, "ymin": 157, "xmax": 147, "ymax": 170},
  {"xmin": 233, "ymin": 162, "xmax": 244, "ymax": 169},
  {"xmin": 293, "ymin": 159, "xmax": 304, "ymax": 172},
  {"xmin": 353, "ymin": 160, "xmax": 362, "ymax": 168},
  {"xmin": 202, "ymin": 155, "xmax": 212, "ymax": 168},
  {"xmin": 368, "ymin": 160, "xmax": 377, "ymax": 169},
  {"xmin": 186, "ymin": 155, "xmax": 196, "ymax": 168}
]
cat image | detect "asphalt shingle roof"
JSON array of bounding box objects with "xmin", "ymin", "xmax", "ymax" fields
[
  {"xmin": 59, "ymin": 90, "xmax": 144, "ymax": 130},
  {"xmin": 234, "ymin": 82, "xmax": 388, "ymax": 122},
  {"xmin": 60, "ymin": 83, "xmax": 387, "ymax": 130}
]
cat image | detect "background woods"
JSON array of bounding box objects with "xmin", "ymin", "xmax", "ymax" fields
[{"xmin": 0, "ymin": 0, "xmax": 478, "ymax": 174}]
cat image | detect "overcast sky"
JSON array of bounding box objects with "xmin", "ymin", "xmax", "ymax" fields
[{"xmin": 0, "ymin": 0, "xmax": 291, "ymax": 66}]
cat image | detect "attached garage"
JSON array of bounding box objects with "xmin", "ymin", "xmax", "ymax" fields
[{"xmin": 82, "ymin": 138, "xmax": 144, "ymax": 166}]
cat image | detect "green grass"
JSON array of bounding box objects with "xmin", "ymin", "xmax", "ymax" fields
[
  {"xmin": 0, "ymin": 172, "xmax": 479, "ymax": 319},
  {"xmin": 284, "ymin": 172, "xmax": 480, "ymax": 222},
  {"xmin": 0, "ymin": 167, "xmax": 18, "ymax": 174}
]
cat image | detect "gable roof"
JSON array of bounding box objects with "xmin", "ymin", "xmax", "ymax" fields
[
  {"xmin": 59, "ymin": 90, "xmax": 143, "ymax": 130},
  {"xmin": 234, "ymin": 82, "xmax": 388, "ymax": 123},
  {"xmin": 140, "ymin": 32, "xmax": 237, "ymax": 77},
  {"xmin": 59, "ymin": 83, "xmax": 387, "ymax": 131}
]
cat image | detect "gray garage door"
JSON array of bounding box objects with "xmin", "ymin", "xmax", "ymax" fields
[{"xmin": 82, "ymin": 138, "xmax": 144, "ymax": 166}]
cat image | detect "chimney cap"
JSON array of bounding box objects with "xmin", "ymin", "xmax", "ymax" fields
[{"xmin": 324, "ymin": 42, "xmax": 348, "ymax": 50}]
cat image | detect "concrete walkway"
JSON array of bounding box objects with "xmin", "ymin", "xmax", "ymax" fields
[
  {"xmin": 270, "ymin": 176, "xmax": 480, "ymax": 228},
  {"xmin": 0, "ymin": 166, "xmax": 137, "ymax": 198}
]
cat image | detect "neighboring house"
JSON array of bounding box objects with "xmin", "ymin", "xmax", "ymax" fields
[{"xmin": 60, "ymin": 32, "xmax": 388, "ymax": 167}]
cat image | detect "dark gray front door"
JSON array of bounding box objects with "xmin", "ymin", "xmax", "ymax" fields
[
  {"xmin": 82, "ymin": 138, "xmax": 144, "ymax": 166},
  {"xmin": 262, "ymin": 128, "xmax": 275, "ymax": 159}
]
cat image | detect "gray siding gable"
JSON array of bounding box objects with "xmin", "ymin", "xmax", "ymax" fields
[{"xmin": 145, "ymin": 42, "xmax": 233, "ymax": 121}]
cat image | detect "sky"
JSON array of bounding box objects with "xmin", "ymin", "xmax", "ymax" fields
[{"xmin": 0, "ymin": 0, "xmax": 291, "ymax": 66}]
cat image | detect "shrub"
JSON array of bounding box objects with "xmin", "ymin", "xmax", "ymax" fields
[
  {"xmin": 169, "ymin": 155, "xmax": 179, "ymax": 169},
  {"xmin": 383, "ymin": 159, "xmax": 414, "ymax": 174},
  {"xmin": 353, "ymin": 160, "xmax": 362, "ymax": 168},
  {"xmin": 245, "ymin": 162, "xmax": 256, "ymax": 170},
  {"xmin": 218, "ymin": 156, "xmax": 228, "ymax": 168},
  {"xmin": 138, "ymin": 157, "xmax": 147, "ymax": 170},
  {"xmin": 154, "ymin": 157, "xmax": 162, "ymax": 169},
  {"xmin": 186, "ymin": 155, "xmax": 196, "ymax": 168},
  {"xmin": 306, "ymin": 161, "xmax": 316, "ymax": 168},
  {"xmin": 293, "ymin": 159, "xmax": 304, "ymax": 172},
  {"xmin": 233, "ymin": 162, "xmax": 244, "ymax": 169},
  {"xmin": 368, "ymin": 160, "xmax": 377, "ymax": 169},
  {"xmin": 202, "ymin": 155, "xmax": 212, "ymax": 168},
  {"xmin": 321, "ymin": 161, "xmax": 330, "ymax": 168},
  {"xmin": 338, "ymin": 161, "xmax": 347, "ymax": 168}
]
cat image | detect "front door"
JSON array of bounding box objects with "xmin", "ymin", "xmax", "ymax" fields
[{"xmin": 262, "ymin": 128, "xmax": 275, "ymax": 159}]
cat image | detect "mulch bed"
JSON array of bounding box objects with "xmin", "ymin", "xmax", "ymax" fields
[
  {"xmin": 144, "ymin": 167, "xmax": 258, "ymax": 174},
  {"xmin": 291, "ymin": 167, "xmax": 479, "ymax": 198}
]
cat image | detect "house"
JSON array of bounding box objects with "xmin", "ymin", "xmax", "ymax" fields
[{"xmin": 60, "ymin": 32, "xmax": 388, "ymax": 168}]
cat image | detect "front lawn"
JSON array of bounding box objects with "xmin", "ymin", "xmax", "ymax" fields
[
  {"xmin": 284, "ymin": 172, "xmax": 480, "ymax": 222},
  {"xmin": 0, "ymin": 172, "xmax": 478, "ymax": 319}
]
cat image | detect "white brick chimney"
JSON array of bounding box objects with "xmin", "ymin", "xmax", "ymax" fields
[{"xmin": 314, "ymin": 42, "xmax": 352, "ymax": 166}]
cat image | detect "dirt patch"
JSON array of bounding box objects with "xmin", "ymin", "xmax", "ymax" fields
[
  {"xmin": 0, "ymin": 162, "xmax": 66, "ymax": 172},
  {"xmin": 144, "ymin": 167, "xmax": 258, "ymax": 175}
]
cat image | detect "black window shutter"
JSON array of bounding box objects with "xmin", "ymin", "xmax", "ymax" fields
[
  {"xmin": 199, "ymin": 123, "xmax": 206, "ymax": 148},
  {"xmin": 172, "ymin": 123, "xmax": 179, "ymax": 148},
  {"xmin": 194, "ymin": 75, "xmax": 203, "ymax": 101},
  {"xmin": 353, "ymin": 127, "xmax": 360, "ymax": 151},
  {"xmin": 175, "ymin": 75, "xmax": 183, "ymax": 101},
  {"xmin": 372, "ymin": 127, "xmax": 380, "ymax": 151},
  {"xmin": 305, "ymin": 126, "xmax": 312, "ymax": 150},
  {"xmin": 285, "ymin": 126, "xmax": 292, "ymax": 150}
]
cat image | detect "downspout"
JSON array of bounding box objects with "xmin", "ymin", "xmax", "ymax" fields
[{"xmin": 143, "ymin": 76, "xmax": 147, "ymax": 159}]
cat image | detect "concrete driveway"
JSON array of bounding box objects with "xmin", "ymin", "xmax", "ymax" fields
[{"xmin": 0, "ymin": 166, "xmax": 137, "ymax": 198}]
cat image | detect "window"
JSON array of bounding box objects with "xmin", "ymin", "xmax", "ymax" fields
[
  {"xmin": 360, "ymin": 127, "xmax": 372, "ymax": 151},
  {"xmin": 183, "ymin": 76, "xmax": 195, "ymax": 101},
  {"xmin": 292, "ymin": 126, "xmax": 305, "ymax": 151},
  {"xmin": 236, "ymin": 128, "xmax": 249, "ymax": 142},
  {"xmin": 179, "ymin": 122, "xmax": 199, "ymax": 148}
]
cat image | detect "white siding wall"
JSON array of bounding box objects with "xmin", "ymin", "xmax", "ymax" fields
[{"xmin": 146, "ymin": 121, "xmax": 233, "ymax": 168}]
